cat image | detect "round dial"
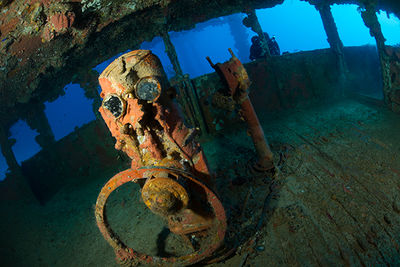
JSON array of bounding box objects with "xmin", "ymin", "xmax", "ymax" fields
[
  {"xmin": 135, "ymin": 77, "xmax": 161, "ymax": 102},
  {"xmin": 103, "ymin": 94, "xmax": 124, "ymax": 118}
]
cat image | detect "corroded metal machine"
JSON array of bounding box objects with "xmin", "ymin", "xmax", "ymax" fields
[{"xmin": 94, "ymin": 50, "xmax": 226, "ymax": 266}]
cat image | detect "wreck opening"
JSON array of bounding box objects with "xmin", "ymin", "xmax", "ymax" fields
[
  {"xmin": 377, "ymin": 10, "xmax": 400, "ymax": 45},
  {"xmin": 9, "ymin": 120, "xmax": 41, "ymax": 165},
  {"xmin": 332, "ymin": 4, "xmax": 376, "ymax": 46},
  {"xmin": 169, "ymin": 14, "xmax": 250, "ymax": 78},
  {"xmin": 331, "ymin": 4, "xmax": 383, "ymax": 99},
  {"xmin": 331, "ymin": 3, "xmax": 400, "ymax": 99},
  {"xmin": 44, "ymin": 83, "xmax": 96, "ymax": 141},
  {"xmin": 257, "ymin": 0, "xmax": 330, "ymax": 53}
]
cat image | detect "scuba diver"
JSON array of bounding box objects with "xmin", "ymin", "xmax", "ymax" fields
[
  {"xmin": 249, "ymin": 32, "xmax": 280, "ymax": 60},
  {"xmin": 249, "ymin": 35, "xmax": 263, "ymax": 60},
  {"xmin": 268, "ymin": 36, "xmax": 280, "ymax": 56}
]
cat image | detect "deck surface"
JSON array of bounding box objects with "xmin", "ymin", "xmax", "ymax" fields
[
  {"xmin": 1, "ymin": 98, "xmax": 399, "ymax": 266},
  {"xmin": 209, "ymin": 98, "xmax": 400, "ymax": 266}
]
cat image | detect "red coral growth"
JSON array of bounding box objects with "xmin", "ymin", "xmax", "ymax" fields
[
  {"xmin": 42, "ymin": 11, "xmax": 76, "ymax": 41},
  {"xmin": 49, "ymin": 11, "xmax": 75, "ymax": 32}
]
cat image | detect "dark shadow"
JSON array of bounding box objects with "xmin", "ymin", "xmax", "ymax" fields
[
  {"xmin": 200, "ymin": 132, "xmax": 282, "ymax": 264},
  {"xmin": 20, "ymin": 120, "xmax": 127, "ymax": 205},
  {"xmin": 156, "ymin": 227, "xmax": 174, "ymax": 257}
]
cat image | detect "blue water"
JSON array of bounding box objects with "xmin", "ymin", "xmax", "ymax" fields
[
  {"xmin": 0, "ymin": 0, "xmax": 399, "ymax": 181},
  {"xmin": 9, "ymin": 120, "xmax": 41, "ymax": 164},
  {"xmin": 257, "ymin": 1, "xmax": 330, "ymax": 53},
  {"xmin": 44, "ymin": 83, "xmax": 95, "ymax": 141}
]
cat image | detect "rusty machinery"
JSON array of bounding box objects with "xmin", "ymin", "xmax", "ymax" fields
[
  {"xmin": 207, "ymin": 49, "xmax": 275, "ymax": 173},
  {"xmin": 94, "ymin": 50, "xmax": 226, "ymax": 266}
]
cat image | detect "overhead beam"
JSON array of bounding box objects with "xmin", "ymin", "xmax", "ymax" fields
[
  {"xmin": 313, "ymin": 2, "xmax": 348, "ymax": 94},
  {"xmin": 360, "ymin": 3, "xmax": 392, "ymax": 106},
  {"xmin": 243, "ymin": 9, "xmax": 271, "ymax": 57}
]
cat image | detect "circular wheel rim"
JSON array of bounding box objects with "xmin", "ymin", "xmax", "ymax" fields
[{"xmin": 95, "ymin": 167, "xmax": 226, "ymax": 266}]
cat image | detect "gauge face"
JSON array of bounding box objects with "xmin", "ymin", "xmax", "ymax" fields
[
  {"xmin": 103, "ymin": 94, "xmax": 124, "ymax": 118},
  {"xmin": 135, "ymin": 77, "xmax": 161, "ymax": 102}
]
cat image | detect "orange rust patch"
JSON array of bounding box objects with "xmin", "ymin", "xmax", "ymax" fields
[
  {"xmin": 0, "ymin": 17, "xmax": 20, "ymax": 38},
  {"xmin": 139, "ymin": 130, "xmax": 164, "ymax": 160},
  {"xmin": 142, "ymin": 53, "xmax": 160, "ymax": 69},
  {"xmin": 114, "ymin": 82, "xmax": 126, "ymax": 94},
  {"xmin": 120, "ymin": 98, "xmax": 144, "ymax": 126},
  {"xmin": 99, "ymin": 77, "xmax": 113, "ymax": 95},
  {"xmin": 192, "ymin": 150, "xmax": 210, "ymax": 175}
]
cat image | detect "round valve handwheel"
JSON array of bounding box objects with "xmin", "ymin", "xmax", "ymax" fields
[{"xmin": 95, "ymin": 167, "xmax": 226, "ymax": 266}]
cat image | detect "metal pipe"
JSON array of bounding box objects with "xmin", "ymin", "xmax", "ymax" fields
[
  {"xmin": 240, "ymin": 96, "xmax": 274, "ymax": 170},
  {"xmin": 207, "ymin": 49, "xmax": 275, "ymax": 172}
]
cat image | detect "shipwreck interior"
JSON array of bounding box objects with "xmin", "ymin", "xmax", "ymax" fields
[{"xmin": 1, "ymin": 0, "xmax": 400, "ymax": 266}]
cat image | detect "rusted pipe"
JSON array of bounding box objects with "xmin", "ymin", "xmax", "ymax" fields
[
  {"xmin": 240, "ymin": 96, "xmax": 274, "ymax": 170},
  {"xmin": 207, "ymin": 49, "xmax": 275, "ymax": 172}
]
